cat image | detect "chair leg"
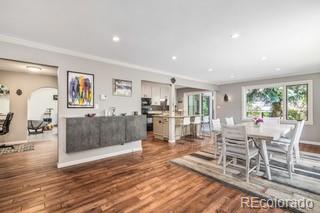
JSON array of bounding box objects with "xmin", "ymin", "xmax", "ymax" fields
[
  {"xmin": 246, "ymin": 158, "xmax": 250, "ymax": 183},
  {"xmin": 214, "ymin": 134, "xmax": 218, "ymax": 158},
  {"xmin": 294, "ymin": 143, "xmax": 301, "ymax": 163},
  {"xmin": 222, "ymin": 145, "xmax": 226, "ymax": 174},
  {"xmin": 256, "ymin": 154, "xmax": 261, "ymax": 173},
  {"xmin": 232, "ymin": 157, "xmax": 237, "ymax": 165},
  {"xmin": 218, "ymin": 152, "xmax": 223, "ymax": 165},
  {"xmin": 287, "ymin": 154, "xmax": 293, "ymax": 179}
]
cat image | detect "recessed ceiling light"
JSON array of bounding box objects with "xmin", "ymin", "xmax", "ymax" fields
[
  {"xmin": 208, "ymin": 68, "xmax": 213, "ymax": 72},
  {"xmin": 112, "ymin": 36, "xmax": 120, "ymax": 42},
  {"xmin": 172, "ymin": 56, "xmax": 177, "ymax": 61},
  {"xmin": 26, "ymin": 66, "xmax": 42, "ymax": 72},
  {"xmin": 231, "ymin": 33, "xmax": 240, "ymax": 39},
  {"xmin": 275, "ymin": 68, "xmax": 281, "ymax": 71},
  {"xmin": 230, "ymin": 74, "xmax": 235, "ymax": 78},
  {"xmin": 261, "ymin": 56, "xmax": 268, "ymax": 61}
]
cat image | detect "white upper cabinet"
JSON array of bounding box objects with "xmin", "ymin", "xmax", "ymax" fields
[
  {"xmin": 141, "ymin": 84, "xmax": 152, "ymax": 98},
  {"xmin": 151, "ymin": 86, "xmax": 161, "ymax": 105},
  {"xmin": 160, "ymin": 86, "xmax": 170, "ymax": 105},
  {"xmin": 141, "ymin": 82, "xmax": 170, "ymax": 105}
]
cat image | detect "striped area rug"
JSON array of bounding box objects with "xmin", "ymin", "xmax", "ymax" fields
[
  {"xmin": 0, "ymin": 143, "xmax": 34, "ymax": 155},
  {"xmin": 171, "ymin": 147, "xmax": 320, "ymax": 213}
]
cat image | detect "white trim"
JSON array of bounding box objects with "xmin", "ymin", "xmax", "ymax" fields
[
  {"xmin": 301, "ymin": 140, "xmax": 320, "ymax": 146},
  {"xmin": 0, "ymin": 140, "xmax": 28, "ymax": 145},
  {"xmin": 241, "ymin": 80, "xmax": 313, "ymax": 125},
  {"xmin": 0, "ymin": 34, "xmax": 211, "ymax": 84},
  {"xmin": 57, "ymin": 146, "xmax": 142, "ymax": 168}
]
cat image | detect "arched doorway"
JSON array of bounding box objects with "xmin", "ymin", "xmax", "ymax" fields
[{"xmin": 27, "ymin": 87, "xmax": 58, "ymax": 142}]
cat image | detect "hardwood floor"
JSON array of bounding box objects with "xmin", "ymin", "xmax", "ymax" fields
[{"xmin": 3, "ymin": 133, "xmax": 317, "ymax": 212}]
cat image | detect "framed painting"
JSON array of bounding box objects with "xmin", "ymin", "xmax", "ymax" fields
[
  {"xmin": 112, "ymin": 79, "xmax": 132, "ymax": 97},
  {"xmin": 67, "ymin": 71, "xmax": 94, "ymax": 108}
]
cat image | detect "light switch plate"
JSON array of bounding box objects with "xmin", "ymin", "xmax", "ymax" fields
[{"xmin": 100, "ymin": 94, "xmax": 107, "ymax": 101}]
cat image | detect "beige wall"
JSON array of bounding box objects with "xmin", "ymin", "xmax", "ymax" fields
[
  {"xmin": 0, "ymin": 70, "xmax": 57, "ymax": 142},
  {"xmin": 0, "ymin": 41, "xmax": 215, "ymax": 167}
]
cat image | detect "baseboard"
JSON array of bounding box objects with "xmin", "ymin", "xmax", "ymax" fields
[
  {"xmin": 301, "ymin": 140, "xmax": 320, "ymax": 146},
  {"xmin": 0, "ymin": 140, "xmax": 28, "ymax": 145},
  {"xmin": 57, "ymin": 147, "xmax": 142, "ymax": 168}
]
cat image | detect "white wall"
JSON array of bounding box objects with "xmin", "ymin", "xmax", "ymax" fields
[
  {"xmin": 0, "ymin": 41, "xmax": 215, "ymax": 167},
  {"xmin": 0, "ymin": 95, "xmax": 10, "ymax": 114},
  {"xmin": 27, "ymin": 88, "xmax": 58, "ymax": 125}
]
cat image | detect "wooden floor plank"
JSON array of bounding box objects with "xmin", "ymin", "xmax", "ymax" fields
[{"xmin": 2, "ymin": 133, "xmax": 317, "ymax": 212}]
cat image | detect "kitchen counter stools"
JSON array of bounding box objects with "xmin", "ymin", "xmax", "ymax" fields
[
  {"xmin": 180, "ymin": 117, "xmax": 191, "ymax": 141},
  {"xmin": 191, "ymin": 116, "xmax": 202, "ymax": 140}
]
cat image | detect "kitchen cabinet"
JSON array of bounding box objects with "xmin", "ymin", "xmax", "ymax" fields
[
  {"xmin": 141, "ymin": 84, "xmax": 152, "ymax": 98},
  {"xmin": 160, "ymin": 86, "xmax": 170, "ymax": 105},
  {"xmin": 151, "ymin": 86, "xmax": 161, "ymax": 105},
  {"xmin": 141, "ymin": 82, "xmax": 170, "ymax": 105},
  {"xmin": 153, "ymin": 115, "xmax": 183, "ymax": 140}
]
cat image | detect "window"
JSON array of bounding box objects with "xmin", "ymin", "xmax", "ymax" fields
[
  {"xmin": 201, "ymin": 95, "xmax": 210, "ymax": 116},
  {"xmin": 186, "ymin": 92, "xmax": 212, "ymax": 117},
  {"xmin": 246, "ymin": 86, "xmax": 284, "ymax": 118},
  {"xmin": 188, "ymin": 94, "xmax": 200, "ymax": 115},
  {"xmin": 286, "ymin": 84, "xmax": 308, "ymax": 121},
  {"xmin": 242, "ymin": 80, "xmax": 313, "ymax": 124}
]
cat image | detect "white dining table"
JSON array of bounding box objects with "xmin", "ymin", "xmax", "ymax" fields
[{"xmin": 216, "ymin": 122, "xmax": 295, "ymax": 180}]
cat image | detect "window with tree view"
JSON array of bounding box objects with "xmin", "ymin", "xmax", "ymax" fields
[
  {"xmin": 243, "ymin": 81, "xmax": 312, "ymax": 123},
  {"xmin": 246, "ymin": 87, "xmax": 284, "ymax": 118},
  {"xmin": 286, "ymin": 84, "xmax": 308, "ymax": 121}
]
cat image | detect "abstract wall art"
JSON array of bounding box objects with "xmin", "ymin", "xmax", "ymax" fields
[
  {"xmin": 67, "ymin": 71, "xmax": 94, "ymax": 108},
  {"xmin": 112, "ymin": 79, "xmax": 132, "ymax": 97}
]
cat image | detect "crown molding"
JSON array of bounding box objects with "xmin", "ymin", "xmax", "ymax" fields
[
  {"xmin": 215, "ymin": 70, "xmax": 320, "ymax": 85},
  {"xmin": 0, "ymin": 34, "xmax": 212, "ymax": 84}
]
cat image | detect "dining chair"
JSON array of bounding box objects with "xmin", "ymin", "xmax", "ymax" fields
[
  {"xmin": 267, "ymin": 120, "xmax": 305, "ymax": 179},
  {"xmin": 180, "ymin": 117, "xmax": 191, "ymax": 141},
  {"xmin": 263, "ymin": 117, "xmax": 280, "ymax": 126},
  {"xmin": 0, "ymin": 112, "xmax": 14, "ymax": 149},
  {"xmin": 221, "ymin": 125, "xmax": 260, "ymax": 182},
  {"xmin": 225, "ymin": 117, "xmax": 235, "ymax": 126},
  {"xmin": 191, "ymin": 116, "xmax": 201, "ymax": 139},
  {"xmin": 200, "ymin": 116, "xmax": 212, "ymax": 137},
  {"xmin": 212, "ymin": 119, "xmax": 222, "ymax": 158}
]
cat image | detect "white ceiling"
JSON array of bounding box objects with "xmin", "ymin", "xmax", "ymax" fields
[
  {"xmin": 0, "ymin": 0, "xmax": 319, "ymax": 84},
  {"xmin": 0, "ymin": 59, "xmax": 57, "ymax": 76}
]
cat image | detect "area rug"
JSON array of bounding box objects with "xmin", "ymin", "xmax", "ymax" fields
[
  {"xmin": 0, "ymin": 143, "xmax": 34, "ymax": 155},
  {"xmin": 170, "ymin": 147, "xmax": 320, "ymax": 213}
]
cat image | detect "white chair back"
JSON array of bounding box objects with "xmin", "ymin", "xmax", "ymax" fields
[
  {"xmin": 222, "ymin": 126, "xmax": 249, "ymax": 158},
  {"xmin": 183, "ymin": 117, "xmax": 191, "ymax": 126},
  {"xmin": 192, "ymin": 116, "xmax": 201, "ymax": 124},
  {"xmin": 263, "ymin": 117, "xmax": 280, "ymax": 126},
  {"xmin": 290, "ymin": 120, "xmax": 305, "ymax": 152},
  {"xmin": 202, "ymin": 116, "xmax": 210, "ymax": 123},
  {"xmin": 212, "ymin": 119, "xmax": 221, "ymax": 131},
  {"xmin": 225, "ymin": 117, "xmax": 235, "ymax": 126}
]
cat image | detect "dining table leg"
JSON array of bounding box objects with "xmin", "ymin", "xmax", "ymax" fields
[{"xmin": 260, "ymin": 139, "xmax": 272, "ymax": 180}]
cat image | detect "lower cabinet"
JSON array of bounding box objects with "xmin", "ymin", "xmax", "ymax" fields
[
  {"xmin": 66, "ymin": 115, "xmax": 147, "ymax": 153},
  {"xmin": 125, "ymin": 115, "xmax": 147, "ymax": 142},
  {"xmin": 100, "ymin": 116, "xmax": 126, "ymax": 146}
]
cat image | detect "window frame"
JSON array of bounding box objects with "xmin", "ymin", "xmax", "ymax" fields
[{"xmin": 242, "ymin": 80, "xmax": 313, "ymax": 125}]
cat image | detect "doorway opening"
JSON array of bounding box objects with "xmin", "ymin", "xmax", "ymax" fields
[
  {"xmin": 0, "ymin": 58, "xmax": 58, "ymax": 160},
  {"xmin": 27, "ymin": 87, "xmax": 58, "ymax": 142}
]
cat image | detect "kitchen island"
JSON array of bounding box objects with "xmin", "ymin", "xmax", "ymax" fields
[{"xmin": 153, "ymin": 114, "xmax": 190, "ymax": 141}]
